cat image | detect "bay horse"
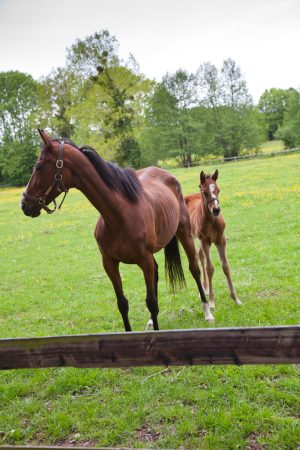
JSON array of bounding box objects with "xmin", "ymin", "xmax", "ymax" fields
[
  {"xmin": 21, "ymin": 129, "xmax": 214, "ymax": 332},
  {"xmin": 185, "ymin": 170, "xmax": 241, "ymax": 310}
]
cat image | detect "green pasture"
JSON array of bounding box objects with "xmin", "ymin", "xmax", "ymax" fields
[{"xmin": 0, "ymin": 153, "xmax": 299, "ymax": 449}]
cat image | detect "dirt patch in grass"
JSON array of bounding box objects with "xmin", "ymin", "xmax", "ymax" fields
[
  {"xmin": 245, "ymin": 432, "xmax": 266, "ymax": 450},
  {"xmin": 136, "ymin": 425, "xmax": 161, "ymax": 443},
  {"xmin": 257, "ymin": 290, "xmax": 279, "ymax": 298},
  {"xmin": 53, "ymin": 437, "xmax": 97, "ymax": 447}
]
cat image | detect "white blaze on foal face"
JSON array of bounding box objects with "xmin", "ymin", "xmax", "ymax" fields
[{"xmin": 209, "ymin": 183, "xmax": 219, "ymax": 208}]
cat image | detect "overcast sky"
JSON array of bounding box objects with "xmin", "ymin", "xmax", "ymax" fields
[{"xmin": 0, "ymin": 0, "xmax": 299, "ymax": 103}]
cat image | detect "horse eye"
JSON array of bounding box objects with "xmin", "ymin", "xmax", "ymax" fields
[{"xmin": 35, "ymin": 163, "xmax": 43, "ymax": 172}]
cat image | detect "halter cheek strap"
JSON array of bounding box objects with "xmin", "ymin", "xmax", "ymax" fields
[
  {"xmin": 23, "ymin": 141, "xmax": 69, "ymax": 214},
  {"xmin": 200, "ymin": 188, "xmax": 220, "ymax": 206}
]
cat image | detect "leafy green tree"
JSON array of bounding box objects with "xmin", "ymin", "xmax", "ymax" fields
[
  {"xmin": 275, "ymin": 89, "xmax": 300, "ymax": 148},
  {"xmin": 258, "ymin": 88, "xmax": 297, "ymax": 140},
  {"xmin": 220, "ymin": 58, "xmax": 252, "ymax": 108},
  {"xmin": 141, "ymin": 70, "xmax": 205, "ymax": 166},
  {"xmin": 66, "ymin": 29, "xmax": 120, "ymax": 80},
  {"xmin": 197, "ymin": 59, "xmax": 263, "ymax": 158},
  {"xmin": 67, "ymin": 30, "xmax": 151, "ymax": 167},
  {"xmin": 37, "ymin": 67, "xmax": 77, "ymax": 138},
  {"xmin": 0, "ymin": 71, "xmax": 39, "ymax": 184}
]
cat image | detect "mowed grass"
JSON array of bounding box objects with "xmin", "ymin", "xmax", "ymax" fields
[{"xmin": 0, "ymin": 154, "xmax": 299, "ymax": 449}]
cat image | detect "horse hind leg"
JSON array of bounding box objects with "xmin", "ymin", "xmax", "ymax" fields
[
  {"xmin": 176, "ymin": 223, "xmax": 214, "ymax": 322},
  {"xmin": 102, "ymin": 255, "xmax": 132, "ymax": 331}
]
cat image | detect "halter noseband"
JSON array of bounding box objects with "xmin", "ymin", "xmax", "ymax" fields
[
  {"xmin": 23, "ymin": 141, "xmax": 69, "ymax": 214},
  {"xmin": 200, "ymin": 188, "xmax": 220, "ymax": 206}
]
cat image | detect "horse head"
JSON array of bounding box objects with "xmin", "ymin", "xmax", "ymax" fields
[
  {"xmin": 21, "ymin": 129, "xmax": 73, "ymax": 217},
  {"xmin": 199, "ymin": 169, "xmax": 221, "ymax": 217}
]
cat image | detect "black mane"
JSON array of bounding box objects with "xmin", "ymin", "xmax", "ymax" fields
[{"xmin": 57, "ymin": 139, "xmax": 142, "ymax": 203}]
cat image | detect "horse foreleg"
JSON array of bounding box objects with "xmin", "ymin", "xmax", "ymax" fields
[
  {"xmin": 201, "ymin": 240, "xmax": 215, "ymax": 309},
  {"xmin": 102, "ymin": 255, "xmax": 132, "ymax": 331},
  {"xmin": 176, "ymin": 224, "xmax": 214, "ymax": 322},
  {"xmin": 146, "ymin": 257, "xmax": 159, "ymax": 330},
  {"xmin": 139, "ymin": 254, "xmax": 159, "ymax": 330},
  {"xmin": 216, "ymin": 236, "xmax": 242, "ymax": 305}
]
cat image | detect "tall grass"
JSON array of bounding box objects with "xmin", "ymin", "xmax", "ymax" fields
[{"xmin": 0, "ymin": 154, "xmax": 299, "ymax": 449}]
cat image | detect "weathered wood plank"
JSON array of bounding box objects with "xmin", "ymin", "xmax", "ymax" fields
[
  {"xmin": 1, "ymin": 447, "xmax": 141, "ymax": 450},
  {"xmin": 0, "ymin": 326, "xmax": 299, "ymax": 370},
  {"xmin": 1, "ymin": 447, "xmax": 140, "ymax": 450}
]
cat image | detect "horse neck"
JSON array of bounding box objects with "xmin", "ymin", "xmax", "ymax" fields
[
  {"xmin": 70, "ymin": 150, "xmax": 125, "ymax": 230},
  {"xmin": 199, "ymin": 194, "xmax": 215, "ymax": 225}
]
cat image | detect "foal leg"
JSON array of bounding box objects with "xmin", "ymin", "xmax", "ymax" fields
[
  {"xmin": 201, "ymin": 241, "xmax": 215, "ymax": 309},
  {"xmin": 176, "ymin": 224, "xmax": 214, "ymax": 322},
  {"xmin": 198, "ymin": 244, "xmax": 209, "ymax": 294},
  {"xmin": 102, "ymin": 255, "xmax": 132, "ymax": 331},
  {"xmin": 216, "ymin": 236, "xmax": 242, "ymax": 305},
  {"xmin": 139, "ymin": 254, "xmax": 159, "ymax": 330},
  {"xmin": 146, "ymin": 257, "xmax": 159, "ymax": 330}
]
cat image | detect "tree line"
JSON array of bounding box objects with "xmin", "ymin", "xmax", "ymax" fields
[{"xmin": 0, "ymin": 29, "xmax": 299, "ymax": 185}]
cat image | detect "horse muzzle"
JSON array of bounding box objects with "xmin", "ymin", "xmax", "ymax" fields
[
  {"xmin": 212, "ymin": 206, "xmax": 221, "ymax": 217},
  {"xmin": 20, "ymin": 197, "xmax": 41, "ymax": 218}
]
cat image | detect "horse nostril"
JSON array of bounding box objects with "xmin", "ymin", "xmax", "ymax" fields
[
  {"xmin": 213, "ymin": 207, "xmax": 220, "ymax": 216},
  {"xmin": 21, "ymin": 201, "xmax": 26, "ymax": 211}
]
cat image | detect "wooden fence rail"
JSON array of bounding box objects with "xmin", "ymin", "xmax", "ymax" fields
[{"xmin": 0, "ymin": 326, "xmax": 299, "ymax": 370}]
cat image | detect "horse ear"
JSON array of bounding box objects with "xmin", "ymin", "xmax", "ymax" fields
[
  {"xmin": 38, "ymin": 128, "xmax": 53, "ymax": 148},
  {"xmin": 200, "ymin": 171, "xmax": 206, "ymax": 184},
  {"xmin": 211, "ymin": 169, "xmax": 218, "ymax": 181}
]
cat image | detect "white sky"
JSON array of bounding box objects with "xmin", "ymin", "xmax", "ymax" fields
[{"xmin": 0, "ymin": 0, "xmax": 299, "ymax": 103}]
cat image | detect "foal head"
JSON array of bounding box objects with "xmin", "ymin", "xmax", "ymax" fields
[
  {"xmin": 21, "ymin": 129, "xmax": 73, "ymax": 217},
  {"xmin": 199, "ymin": 170, "xmax": 221, "ymax": 217}
]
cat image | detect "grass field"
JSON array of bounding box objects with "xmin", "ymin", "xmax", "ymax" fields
[{"xmin": 0, "ymin": 153, "xmax": 299, "ymax": 449}]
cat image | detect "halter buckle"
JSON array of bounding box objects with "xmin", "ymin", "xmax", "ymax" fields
[{"xmin": 56, "ymin": 159, "xmax": 63, "ymax": 169}]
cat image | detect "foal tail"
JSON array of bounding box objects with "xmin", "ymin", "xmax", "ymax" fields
[{"xmin": 164, "ymin": 236, "xmax": 186, "ymax": 292}]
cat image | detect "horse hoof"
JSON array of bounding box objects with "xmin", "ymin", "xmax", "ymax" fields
[
  {"xmin": 206, "ymin": 317, "xmax": 215, "ymax": 323},
  {"xmin": 235, "ymin": 299, "xmax": 243, "ymax": 306},
  {"xmin": 146, "ymin": 319, "xmax": 154, "ymax": 331}
]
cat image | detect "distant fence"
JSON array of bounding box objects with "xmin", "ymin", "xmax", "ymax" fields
[
  {"xmin": 182, "ymin": 147, "xmax": 300, "ymax": 168},
  {"xmin": 1, "ymin": 326, "xmax": 299, "ymax": 370}
]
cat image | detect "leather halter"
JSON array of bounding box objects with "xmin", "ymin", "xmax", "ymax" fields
[
  {"xmin": 200, "ymin": 188, "xmax": 220, "ymax": 206},
  {"xmin": 23, "ymin": 141, "xmax": 69, "ymax": 214}
]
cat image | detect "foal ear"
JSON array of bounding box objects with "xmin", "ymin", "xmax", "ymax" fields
[
  {"xmin": 200, "ymin": 171, "xmax": 206, "ymax": 185},
  {"xmin": 38, "ymin": 128, "xmax": 53, "ymax": 148},
  {"xmin": 211, "ymin": 169, "xmax": 219, "ymax": 181}
]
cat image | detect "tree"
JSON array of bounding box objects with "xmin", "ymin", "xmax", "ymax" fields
[
  {"xmin": 275, "ymin": 89, "xmax": 300, "ymax": 148},
  {"xmin": 258, "ymin": 88, "xmax": 297, "ymax": 140},
  {"xmin": 197, "ymin": 59, "xmax": 263, "ymax": 158},
  {"xmin": 141, "ymin": 70, "xmax": 205, "ymax": 166},
  {"xmin": 67, "ymin": 30, "xmax": 151, "ymax": 167},
  {"xmin": 66, "ymin": 29, "xmax": 120, "ymax": 81},
  {"xmin": 0, "ymin": 71, "xmax": 39, "ymax": 184},
  {"xmin": 37, "ymin": 67, "xmax": 77, "ymax": 138},
  {"xmin": 220, "ymin": 58, "xmax": 252, "ymax": 109}
]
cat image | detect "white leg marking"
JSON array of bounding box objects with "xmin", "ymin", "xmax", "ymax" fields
[
  {"xmin": 209, "ymin": 299, "xmax": 216, "ymax": 310},
  {"xmin": 202, "ymin": 302, "xmax": 215, "ymax": 322},
  {"xmin": 146, "ymin": 318, "xmax": 153, "ymax": 330}
]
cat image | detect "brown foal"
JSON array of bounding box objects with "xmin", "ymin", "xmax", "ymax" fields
[
  {"xmin": 21, "ymin": 130, "xmax": 214, "ymax": 332},
  {"xmin": 185, "ymin": 170, "xmax": 241, "ymax": 310}
]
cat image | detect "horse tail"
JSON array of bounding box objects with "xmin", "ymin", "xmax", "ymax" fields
[{"xmin": 164, "ymin": 236, "xmax": 186, "ymax": 292}]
